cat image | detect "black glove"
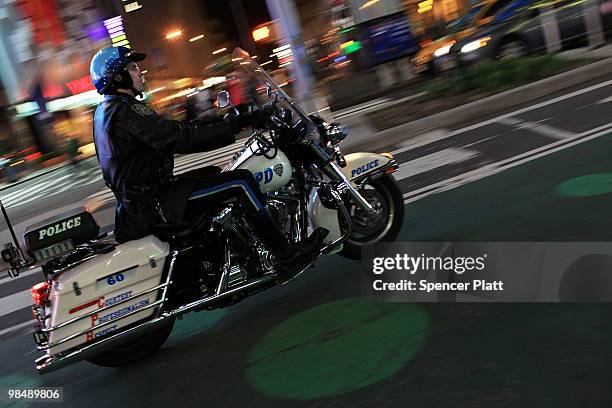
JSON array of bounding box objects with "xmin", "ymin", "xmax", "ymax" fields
[{"xmin": 224, "ymin": 104, "xmax": 267, "ymax": 134}]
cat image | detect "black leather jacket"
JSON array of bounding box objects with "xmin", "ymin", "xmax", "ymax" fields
[{"xmin": 93, "ymin": 93, "xmax": 235, "ymax": 242}]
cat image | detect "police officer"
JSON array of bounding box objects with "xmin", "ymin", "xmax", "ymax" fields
[{"xmin": 90, "ymin": 46, "xmax": 328, "ymax": 280}]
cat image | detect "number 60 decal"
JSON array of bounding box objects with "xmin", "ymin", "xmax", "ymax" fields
[{"xmin": 107, "ymin": 273, "xmax": 125, "ymax": 285}]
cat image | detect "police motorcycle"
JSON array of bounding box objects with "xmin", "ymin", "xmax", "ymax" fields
[{"xmin": 0, "ymin": 48, "xmax": 404, "ymax": 374}]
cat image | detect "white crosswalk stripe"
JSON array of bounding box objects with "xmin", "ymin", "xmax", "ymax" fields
[
  {"xmin": 85, "ymin": 141, "xmax": 245, "ymax": 207},
  {"xmin": 0, "ymin": 141, "xmax": 245, "ymax": 210}
]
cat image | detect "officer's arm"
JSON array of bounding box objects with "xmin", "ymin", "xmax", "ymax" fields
[{"xmin": 126, "ymin": 106, "xmax": 235, "ymax": 154}]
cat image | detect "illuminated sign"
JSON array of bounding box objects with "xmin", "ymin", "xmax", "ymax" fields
[
  {"xmin": 253, "ymin": 26, "xmax": 271, "ymax": 42},
  {"xmin": 42, "ymin": 75, "xmax": 96, "ymax": 100},
  {"xmin": 66, "ymin": 76, "xmax": 96, "ymax": 95},
  {"xmin": 124, "ymin": 1, "xmax": 142, "ymax": 13},
  {"xmin": 418, "ymin": 0, "xmax": 433, "ymax": 13},
  {"xmin": 104, "ymin": 16, "xmax": 131, "ymax": 48},
  {"xmin": 252, "ymin": 21, "xmax": 279, "ymax": 43}
]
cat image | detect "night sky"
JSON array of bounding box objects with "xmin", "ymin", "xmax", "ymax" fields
[{"xmin": 204, "ymin": 0, "xmax": 271, "ymax": 43}]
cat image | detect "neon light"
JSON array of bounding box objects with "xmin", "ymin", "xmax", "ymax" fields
[
  {"xmin": 273, "ymin": 44, "xmax": 291, "ymax": 53},
  {"xmin": 343, "ymin": 41, "xmax": 361, "ymax": 54},
  {"xmin": 109, "ymin": 30, "xmax": 125, "ymax": 38},
  {"xmin": 104, "ymin": 21, "xmax": 123, "ymax": 30},
  {"xmin": 65, "ymin": 76, "xmax": 96, "ymax": 95},
  {"xmin": 107, "ymin": 25, "xmax": 124, "ymax": 34}
]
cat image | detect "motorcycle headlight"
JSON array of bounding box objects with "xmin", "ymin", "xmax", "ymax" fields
[
  {"xmin": 460, "ymin": 36, "xmax": 492, "ymax": 54},
  {"xmin": 325, "ymin": 123, "xmax": 348, "ymax": 146},
  {"xmin": 433, "ymin": 42, "xmax": 455, "ymax": 58}
]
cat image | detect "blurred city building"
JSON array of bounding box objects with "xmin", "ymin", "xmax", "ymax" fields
[
  {"xmin": 0, "ymin": 0, "xmax": 126, "ymax": 181},
  {"xmin": 0, "ymin": 0, "xmax": 475, "ymax": 183}
]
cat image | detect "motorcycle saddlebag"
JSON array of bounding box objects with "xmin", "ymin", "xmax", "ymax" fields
[{"xmin": 42, "ymin": 235, "xmax": 170, "ymax": 356}]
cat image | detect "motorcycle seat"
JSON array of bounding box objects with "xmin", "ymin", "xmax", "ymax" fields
[{"xmin": 150, "ymin": 222, "xmax": 194, "ymax": 241}]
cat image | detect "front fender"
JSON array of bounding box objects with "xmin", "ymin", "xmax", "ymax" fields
[{"xmin": 341, "ymin": 152, "xmax": 398, "ymax": 182}]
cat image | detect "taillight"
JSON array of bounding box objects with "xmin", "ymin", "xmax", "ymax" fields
[
  {"xmin": 385, "ymin": 167, "xmax": 397, "ymax": 175},
  {"xmin": 381, "ymin": 153, "xmax": 398, "ymax": 174},
  {"xmin": 31, "ymin": 282, "xmax": 50, "ymax": 306}
]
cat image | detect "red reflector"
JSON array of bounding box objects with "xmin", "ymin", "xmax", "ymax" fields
[
  {"xmin": 31, "ymin": 282, "xmax": 50, "ymax": 306},
  {"xmin": 385, "ymin": 167, "xmax": 397, "ymax": 174},
  {"xmin": 69, "ymin": 298, "xmax": 100, "ymax": 314}
]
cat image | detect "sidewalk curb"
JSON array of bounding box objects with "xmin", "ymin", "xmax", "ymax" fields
[{"xmin": 355, "ymin": 57, "xmax": 612, "ymax": 153}]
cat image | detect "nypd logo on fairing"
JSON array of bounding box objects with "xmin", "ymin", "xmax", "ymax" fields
[
  {"xmin": 351, "ymin": 160, "xmax": 379, "ymax": 178},
  {"xmin": 254, "ymin": 167, "xmax": 274, "ymax": 184},
  {"xmin": 38, "ymin": 216, "xmax": 82, "ymax": 240}
]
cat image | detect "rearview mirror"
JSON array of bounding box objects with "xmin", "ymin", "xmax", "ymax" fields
[{"xmin": 217, "ymin": 91, "xmax": 231, "ymax": 108}]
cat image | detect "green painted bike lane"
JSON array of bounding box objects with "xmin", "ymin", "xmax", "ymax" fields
[
  {"xmin": 244, "ymin": 134, "xmax": 612, "ymax": 405},
  {"xmin": 401, "ymin": 133, "xmax": 612, "ymax": 241}
]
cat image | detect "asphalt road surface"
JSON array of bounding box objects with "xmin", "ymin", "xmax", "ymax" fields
[{"xmin": 1, "ymin": 73, "xmax": 612, "ymax": 407}]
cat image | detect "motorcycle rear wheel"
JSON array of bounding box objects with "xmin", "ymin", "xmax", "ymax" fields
[
  {"xmin": 339, "ymin": 175, "xmax": 404, "ymax": 260},
  {"xmin": 86, "ymin": 318, "xmax": 175, "ymax": 367}
]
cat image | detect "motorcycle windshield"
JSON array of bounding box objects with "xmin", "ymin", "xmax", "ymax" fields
[{"xmin": 231, "ymin": 48, "xmax": 318, "ymax": 140}]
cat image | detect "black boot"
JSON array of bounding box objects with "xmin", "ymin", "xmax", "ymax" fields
[
  {"xmin": 275, "ymin": 228, "xmax": 329, "ymax": 283},
  {"xmin": 250, "ymin": 207, "xmax": 329, "ymax": 282}
]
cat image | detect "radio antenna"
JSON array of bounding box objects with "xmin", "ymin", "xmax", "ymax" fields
[
  {"xmin": 1, "ymin": 200, "xmax": 21, "ymax": 252},
  {"xmin": 1, "ymin": 198, "xmax": 26, "ymax": 277}
]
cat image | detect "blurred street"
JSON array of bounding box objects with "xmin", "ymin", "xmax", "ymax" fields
[{"xmin": 1, "ymin": 67, "xmax": 612, "ymax": 406}]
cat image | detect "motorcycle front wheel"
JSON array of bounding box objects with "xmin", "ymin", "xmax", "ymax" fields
[
  {"xmin": 339, "ymin": 175, "xmax": 404, "ymax": 260},
  {"xmin": 86, "ymin": 317, "xmax": 175, "ymax": 367}
]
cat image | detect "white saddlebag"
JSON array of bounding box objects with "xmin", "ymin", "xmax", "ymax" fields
[{"xmin": 44, "ymin": 236, "xmax": 170, "ymax": 355}]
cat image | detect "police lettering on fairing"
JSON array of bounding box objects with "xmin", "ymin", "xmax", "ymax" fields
[
  {"xmin": 38, "ymin": 216, "xmax": 82, "ymax": 240},
  {"xmin": 351, "ymin": 159, "xmax": 379, "ymax": 178}
]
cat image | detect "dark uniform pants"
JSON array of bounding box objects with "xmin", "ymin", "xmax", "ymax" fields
[{"xmin": 157, "ymin": 167, "xmax": 265, "ymax": 224}]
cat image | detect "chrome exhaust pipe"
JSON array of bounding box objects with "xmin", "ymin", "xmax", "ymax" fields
[{"xmin": 36, "ymin": 274, "xmax": 277, "ymax": 374}]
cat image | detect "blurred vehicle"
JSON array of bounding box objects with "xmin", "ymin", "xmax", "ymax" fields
[
  {"xmin": 451, "ymin": 0, "xmax": 612, "ymax": 66},
  {"xmin": 363, "ymin": 13, "xmax": 420, "ymax": 66},
  {"xmin": 413, "ymin": 0, "xmax": 516, "ymax": 75},
  {"xmin": 0, "ymin": 149, "xmax": 41, "ymax": 184}
]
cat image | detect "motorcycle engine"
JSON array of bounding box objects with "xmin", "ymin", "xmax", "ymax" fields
[{"xmin": 267, "ymin": 196, "xmax": 300, "ymax": 240}]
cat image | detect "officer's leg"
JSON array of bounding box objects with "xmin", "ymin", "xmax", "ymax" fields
[
  {"xmin": 185, "ymin": 169, "xmax": 265, "ymax": 216},
  {"xmin": 185, "ymin": 169, "xmax": 328, "ymax": 280}
]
